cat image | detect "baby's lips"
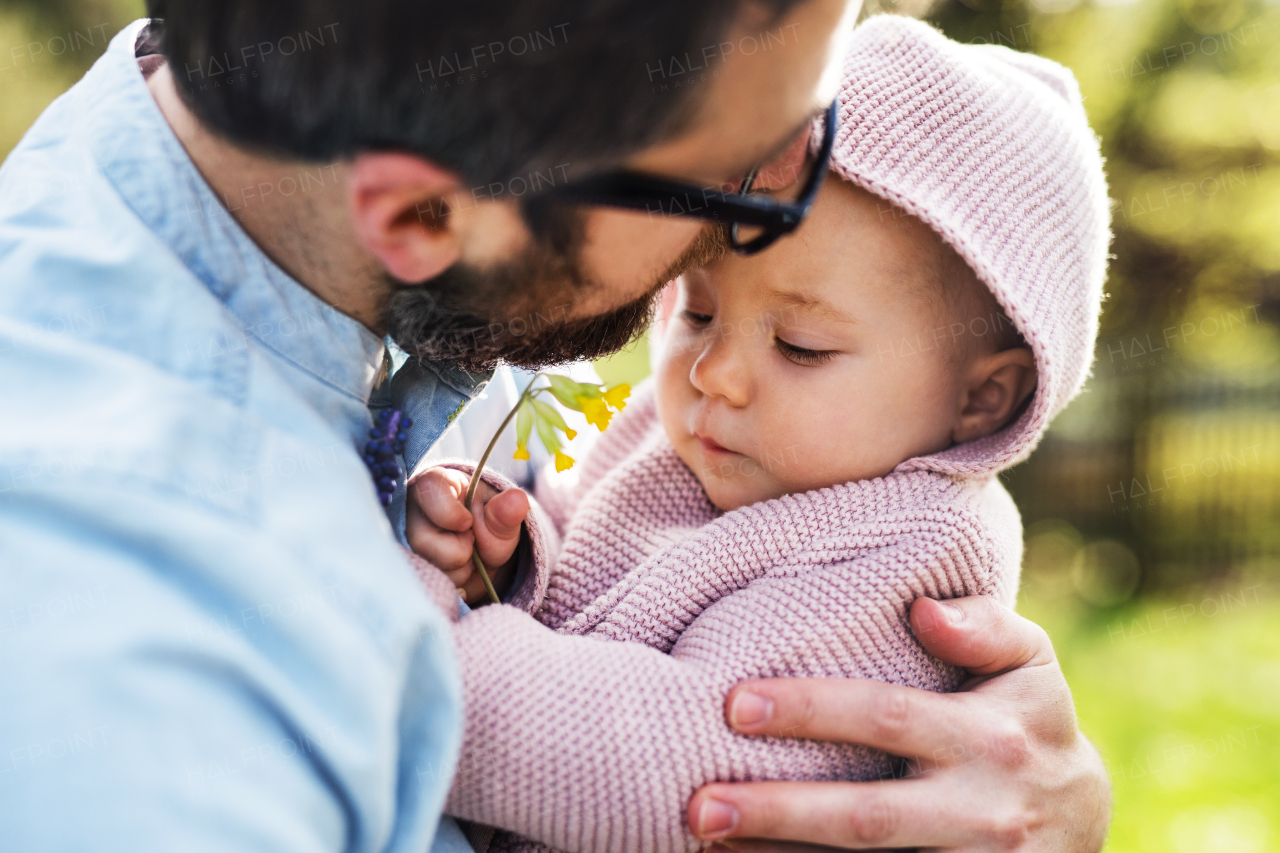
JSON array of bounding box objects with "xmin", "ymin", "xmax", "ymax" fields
[{"xmin": 699, "ymin": 435, "xmax": 732, "ymax": 455}]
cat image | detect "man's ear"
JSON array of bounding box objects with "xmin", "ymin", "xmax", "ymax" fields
[
  {"xmin": 348, "ymin": 152, "xmax": 465, "ymax": 283},
  {"xmin": 953, "ymin": 347, "xmax": 1037, "ymax": 444}
]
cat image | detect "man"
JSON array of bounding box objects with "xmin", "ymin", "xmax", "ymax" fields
[{"xmin": 0, "ymin": 1, "xmax": 1108, "ymax": 850}]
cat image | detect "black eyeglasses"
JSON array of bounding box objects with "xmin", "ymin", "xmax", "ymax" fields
[{"xmin": 529, "ymin": 100, "xmax": 838, "ymax": 255}]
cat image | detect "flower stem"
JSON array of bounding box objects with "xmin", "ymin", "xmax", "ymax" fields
[
  {"xmin": 469, "ymin": 550, "xmax": 501, "ymax": 606},
  {"xmin": 463, "ymin": 373, "xmax": 542, "ymax": 605}
]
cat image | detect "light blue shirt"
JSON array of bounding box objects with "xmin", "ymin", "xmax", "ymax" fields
[{"xmin": 0, "ymin": 20, "xmax": 490, "ymax": 852}]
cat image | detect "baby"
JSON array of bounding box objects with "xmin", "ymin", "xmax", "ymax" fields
[{"xmin": 407, "ymin": 15, "xmax": 1109, "ymax": 853}]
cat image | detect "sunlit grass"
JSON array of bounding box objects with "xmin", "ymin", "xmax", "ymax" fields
[{"xmin": 1021, "ymin": 586, "xmax": 1280, "ymax": 853}]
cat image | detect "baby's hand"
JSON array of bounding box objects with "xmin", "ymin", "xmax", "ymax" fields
[{"xmin": 406, "ymin": 467, "xmax": 530, "ymax": 606}]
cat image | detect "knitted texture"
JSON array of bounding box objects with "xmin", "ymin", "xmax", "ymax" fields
[
  {"xmin": 444, "ymin": 385, "xmax": 1023, "ymax": 853},
  {"xmin": 824, "ymin": 16, "xmax": 1111, "ymax": 477}
]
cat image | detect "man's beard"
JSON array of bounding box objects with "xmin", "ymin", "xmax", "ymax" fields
[{"xmin": 382, "ymin": 209, "xmax": 728, "ymax": 373}]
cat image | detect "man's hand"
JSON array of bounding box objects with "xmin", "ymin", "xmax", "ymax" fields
[
  {"xmin": 687, "ymin": 596, "xmax": 1111, "ymax": 851},
  {"xmin": 406, "ymin": 467, "xmax": 529, "ymax": 606}
]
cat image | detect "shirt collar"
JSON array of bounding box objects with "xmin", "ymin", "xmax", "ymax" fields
[{"xmin": 89, "ymin": 20, "xmax": 384, "ymax": 403}]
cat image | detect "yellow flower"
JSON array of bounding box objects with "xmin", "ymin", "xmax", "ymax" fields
[
  {"xmin": 515, "ymin": 400, "xmax": 534, "ymax": 460},
  {"xmin": 603, "ymin": 383, "xmax": 630, "ymax": 411},
  {"xmin": 554, "ymin": 450, "xmax": 575, "ymax": 472},
  {"xmin": 533, "ymin": 399, "xmax": 577, "ymax": 442},
  {"xmin": 580, "ymin": 396, "xmax": 613, "ymax": 431}
]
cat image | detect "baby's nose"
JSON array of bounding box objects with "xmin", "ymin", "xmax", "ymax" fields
[{"xmin": 689, "ymin": 336, "xmax": 750, "ymax": 408}]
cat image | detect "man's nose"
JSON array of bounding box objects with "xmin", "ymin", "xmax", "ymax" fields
[
  {"xmin": 749, "ymin": 126, "xmax": 811, "ymax": 193},
  {"xmin": 689, "ymin": 330, "xmax": 750, "ymax": 408}
]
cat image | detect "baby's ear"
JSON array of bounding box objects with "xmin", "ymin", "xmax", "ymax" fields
[{"xmin": 952, "ymin": 348, "xmax": 1037, "ymax": 444}]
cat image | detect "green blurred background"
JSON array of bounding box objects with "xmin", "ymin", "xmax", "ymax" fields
[{"xmin": 2, "ymin": 0, "xmax": 1276, "ymax": 848}]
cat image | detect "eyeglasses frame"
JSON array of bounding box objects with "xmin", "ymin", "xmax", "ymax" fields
[{"xmin": 526, "ymin": 99, "xmax": 839, "ymax": 256}]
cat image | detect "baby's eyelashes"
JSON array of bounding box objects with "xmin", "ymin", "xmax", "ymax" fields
[
  {"xmin": 682, "ymin": 307, "xmax": 840, "ymax": 366},
  {"xmin": 775, "ymin": 337, "xmax": 838, "ymax": 366}
]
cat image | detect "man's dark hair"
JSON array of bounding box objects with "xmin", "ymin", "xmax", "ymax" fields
[{"xmin": 147, "ymin": 0, "xmax": 803, "ymax": 188}]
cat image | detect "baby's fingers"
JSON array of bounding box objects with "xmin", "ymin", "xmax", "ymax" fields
[
  {"xmin": 411, "ymin": 468, "xmax": 474, "ymax": 532},
  {"xmin": 473, "ymin": 488, "xmax": 529, "ymax": 568},
  {"xmin": 406, "ymin": 476, "xmax": 475, "ymax": 574},
  {"xmin": 409, "ymin": 524, "xmax": 475, "ymax": 576}
]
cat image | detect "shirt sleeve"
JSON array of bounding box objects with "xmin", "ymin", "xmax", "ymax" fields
[{"xmin": 0, "ymin": 479, "xmax": 458, "ymax": 853}]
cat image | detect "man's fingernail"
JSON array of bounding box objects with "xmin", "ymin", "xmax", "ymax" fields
[
  {"xmin": 941, "ymin": 600, "xmax": 966, "ymax": 623},
  {"xmin": 696, "ymin": 798, "xmax": 739, "ymax": 838},
  {"xmin": 728, "ymin": 691, "xmax": 774, "ymax": 729}
]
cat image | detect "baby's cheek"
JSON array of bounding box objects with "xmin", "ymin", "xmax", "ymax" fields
[
  {"xmin": 654, "ymin": 351, "xmax": 698, "ymax": 463},
  {"xmin": 764, "ymin": 395, "xmax": 867, "ymax": 488},
  {"xmin": 654, "ymin": 355, "xmax": 684, "ymax": 426},
  {"xmin": 655, "ymin": 330, "xmax": 701, "ymax": 411}
]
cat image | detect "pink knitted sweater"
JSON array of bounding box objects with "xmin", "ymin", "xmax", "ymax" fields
[
  {"xmin": 416, "ymin": 382, "xmax": 1022, "ymax": 853},
  {"xmin": 411, "ymin": 15, "xmax": 1110, "ymax": 853}
]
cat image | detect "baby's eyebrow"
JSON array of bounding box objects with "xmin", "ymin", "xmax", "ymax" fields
[{"xmin": 769, "ymin": 289, "xmax": 858, "ymax": 325}]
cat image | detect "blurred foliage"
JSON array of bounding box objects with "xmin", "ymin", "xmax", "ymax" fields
[
  {"xmin": 592, "ymin": 334, "xmax": 650, "ymax": 389},
  {"xmin": 922, "ymin": 0, "xmax": 1280, "ymax": 602},
  {"xmin": 1021, "ymin": 581, "xmax": 1279, "ymax": 853},
  {"xmin": 3, "ymin": 0, "xmax": 1277, "ymax": 849},
  {"xmin": 0, "ymin": 0, "xmax": 144, "ymax": 159}
]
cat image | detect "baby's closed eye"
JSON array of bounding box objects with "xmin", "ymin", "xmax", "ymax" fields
[{"xmin": 775, "ymin": 337, "xmax": 838, "ymax": 365}]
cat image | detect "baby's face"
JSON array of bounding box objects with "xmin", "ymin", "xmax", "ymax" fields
[{"xmin": 656, "ymin": 179, "xmax": 995, "ymax": 511}]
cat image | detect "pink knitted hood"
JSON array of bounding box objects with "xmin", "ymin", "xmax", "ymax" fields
[{"xmin": 825, "ymin": 16, "xmax": 1111, "ymax": 477}]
